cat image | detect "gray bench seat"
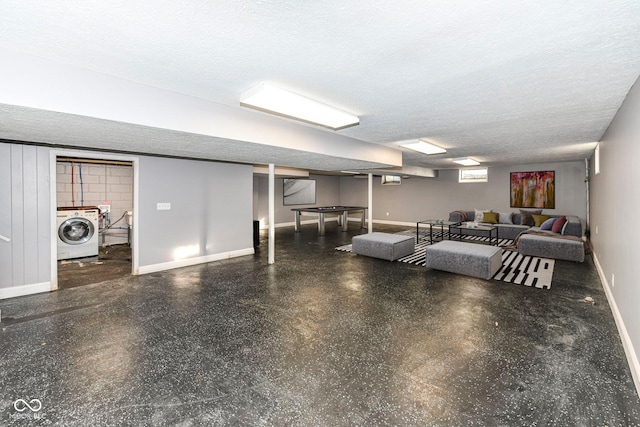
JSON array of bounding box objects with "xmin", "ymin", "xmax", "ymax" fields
[
  {"xmin": 425, "ymin": 240, "xmax": 503, "ymax": 280},
  {"xmin": 352, "ymin": 232, "xmax": 415, "ymax": 261},
  {"xmin": 518, "ymin": 234, "xmax": 585, "ymax": 262}
]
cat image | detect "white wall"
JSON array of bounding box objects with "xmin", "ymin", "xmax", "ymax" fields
[
  {"xmin": 590, "ymin": 77, "xmax": 640, "ymax": 390},
  {"xmin": 339, "ymin": 162, "xmax": 587, "ymax": 228}
]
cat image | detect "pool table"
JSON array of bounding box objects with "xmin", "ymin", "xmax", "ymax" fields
[{"xmin": 291, "ymin": 206, "xmax": 367, "ymax": 235}]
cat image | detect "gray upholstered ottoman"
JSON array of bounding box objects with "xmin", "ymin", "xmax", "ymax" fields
[
  {"xmin": 425, "ymin": 241, "xmax": 502, "ymax": 280},
  {"xmin": 352, "ymin": 232, "xmax": 415, "ymax": 261},
  {"xmin": 518, "ymin": 234, "xmax": 585, "ymax": 262}
]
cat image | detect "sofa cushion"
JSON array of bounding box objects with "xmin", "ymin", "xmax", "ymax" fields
[
  {"xmin": 532, "ymin": 214, "xmax": 550, "ymax": 227},
  {"xmin": 552, "ymin": 216, "xmax": 567, "ymax": 233},
  {"xmin": 483, "ymin": 212, "xmax": 499, "ymax": 224},
  {"xmin": 498, "ymin": 212, "xmax": 513, "ymax": 224},
  {"xmin": 520, "ymin": 209, "xmax": 542, "ymax": 226},
  {"xmin": 540, "ymin": 217, "xmax": 556, "ymax": 230},
  {"xmin": 518, "ymin": 233, "xmax": 584, "ymax": 262},
  {"xmin": 474, "ymin": 208, "xmax": 491, "ymax": 222}
]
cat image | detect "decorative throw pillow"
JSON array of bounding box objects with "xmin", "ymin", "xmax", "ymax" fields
[
  {"xmin": 474, "ymin": 209, "xmax": 491, "ymax": 222},
  {"xmin": 551, "ymin": 216, "xmax": 567, "ymax": 233},
  {"xmin": 482, "ymin": 212, "xmax": 499, "ymax": 224},
  {"xmin": 498, "ymin": 212, "xmax": 513, "ymax": 224},
  {"xmin": 540, "ymin": 217, "xmax": 556, "ymax": 230},
  {"xmin": 452, "ymin": 210, "xmax": 468, "ymax": 222},
  {"xmin": 519, "ymin": 209, "xmax": 542, "ymax": 226},
  {"xmin": 531, "ymin": 214, "xmax": 551, "ymax": 227}
]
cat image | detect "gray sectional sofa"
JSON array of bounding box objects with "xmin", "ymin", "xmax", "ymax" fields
[
  {"xmin": 448, "ymin": 210, "xmax": 582, "ymax": 240},
  {"xmin": 448, "ymin": 209, "xmax": 585, "ymax": 262}
]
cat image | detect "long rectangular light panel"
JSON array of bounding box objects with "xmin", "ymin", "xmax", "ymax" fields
[
  {"xmin": 453, "ymin": 158, "xmax": 480, "ymax": 166},
  {"xmin": 240, "ymin": 83, "xmax": 359, "ymax": 130},
  {"xmin": 399, "ymin": 139, "xmax": 446, "ymax": 155}
]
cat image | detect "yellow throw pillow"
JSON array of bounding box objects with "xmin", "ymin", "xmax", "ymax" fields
[
  {"xmin": 531, "ymin": 214, "xmax": 550, "ymax": 227},
  {"xmin": 482, "ymin": 211, "xmax": 499, "ymax": 224}
]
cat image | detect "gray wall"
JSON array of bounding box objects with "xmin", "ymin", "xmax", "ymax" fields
[
  {"xmin": 0, "ymin": 143, "xmax": 51, "ymax": 290},
  {"xmin": 339, "ymin": 162, "xmax": 587, "ymax": 226},
  {"xmin": 138, "ymin": 156, "xmax": 253, "ymax": 267},
  {"xmin": 0, "ymin": 142, "xmax": 254, "ymax": 298},
  {"xmin": 254, "ymin": 174, "xmax": 341, "ymax": 227},
  {"xmin": 590, "ymin": 77, "xmax": 640, "ymax": 381}
]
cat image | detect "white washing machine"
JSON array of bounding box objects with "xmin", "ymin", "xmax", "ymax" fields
[{"xmin": 56, "ymin": 207, "xmax": 100, "ymax": 260}]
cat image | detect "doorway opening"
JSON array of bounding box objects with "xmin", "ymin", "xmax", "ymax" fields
[{"xmin": 55, "ymin": 156, "xmax": 135, "ymax": 290}]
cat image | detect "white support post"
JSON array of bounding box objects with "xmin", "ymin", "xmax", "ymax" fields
[
  {"xmin": 268, "ymin": 163, "xmax": 275, "ymax": 264},
  {"xmin": 368, "ymin": 173, "xmax": 373, "ymax": 233}
]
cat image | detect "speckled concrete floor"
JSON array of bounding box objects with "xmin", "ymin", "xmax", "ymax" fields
[
  {"xmin": 57, "ymin": 244, "xmax": 132, "ymax": 289},
  {"xmin": 1, "ymin": 224, "xmax": 639, "ymax": 426}
]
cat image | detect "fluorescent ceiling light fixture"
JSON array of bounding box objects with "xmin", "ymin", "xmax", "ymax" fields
[
  {"xmin": 398, "ymin": 140, "xmax": 446, "ymax": 155},
  {"xmin": 453, "ymin": 158, "xmax": 480, "ymax": 166},
  {"xmin": 381, "ymin": 175, "xmax": 401, "ymax": 185},
  {"xmin": 240, "ymin": 83, "xmax": 359, "ymax": 130}
]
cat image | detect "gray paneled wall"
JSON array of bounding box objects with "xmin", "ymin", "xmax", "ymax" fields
[
  {"xmin": 0, "ymin": 143, "xmax": 51, "ymax": 290},
  {"xmin": 1, "ymin": 142, "xmax": 255, "ymax": 298}
]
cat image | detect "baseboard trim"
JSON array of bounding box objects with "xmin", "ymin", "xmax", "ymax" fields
[
  {"xmin": 369, "ymin": 219, "xmax": 418, "ymax": 227},
  {"xmin": 265, "ymin": 218, "xmax": 339, "ymax": 230},
  {"xmin": 138, "ymin": 247, "xmax": 255, "ymax": 275},
  {"xmin": 0, "ymin": 281, "xmax": 52, "ymax": 300},
  {"xmin": 268, "ymin": 218, "xmax": 420, "ymax": 229},
  {"xmin": 592, "ymin": 252, "xmax": 640, "ymax": 397}
]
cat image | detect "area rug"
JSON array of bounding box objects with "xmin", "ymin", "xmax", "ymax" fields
[{"xmin": 336, "ymin": 230, "xmax": 555, "ymax": 289}]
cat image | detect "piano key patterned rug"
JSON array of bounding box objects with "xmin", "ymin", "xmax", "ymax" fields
[{"xmin": 336, "ymin": 230, "xmax": 555, "ymax": 289}]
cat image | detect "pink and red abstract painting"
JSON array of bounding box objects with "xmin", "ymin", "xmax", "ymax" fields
[{"xmin": 510, "ymin": 171, "xmax": 555, "ymax": 209}]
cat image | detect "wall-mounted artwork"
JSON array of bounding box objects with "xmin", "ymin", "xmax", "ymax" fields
[
  {"xmin": 283, "ymin": 179, "xmax": 316, "ymax": 206},
  {"xmin": 510, "ymin": 171, "xmax": 555, "ymax": 209}
]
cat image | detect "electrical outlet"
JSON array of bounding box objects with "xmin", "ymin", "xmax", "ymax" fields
[
  {"xmin": 611, "ymin": 274, "xmax": 615, "ymax": 287},
  {"xmin": 595, "ymin": 225, "xmax": 598, "ymax": 234},
  {"xmin": 386, "ymin": 212, "xmax": 389, "ymax": 216},
  {"xmin": 157, "ymin": 202, "xmax": 171, "ymax": 211}
]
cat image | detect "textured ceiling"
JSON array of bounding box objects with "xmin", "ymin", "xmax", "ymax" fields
[
  {"xmin": 0, "ymin": 105, "xmax": 396, "ymax": 172},
  {"xmin": 1, "ymin": 1, "xmax": 639, "ymax": 171}
]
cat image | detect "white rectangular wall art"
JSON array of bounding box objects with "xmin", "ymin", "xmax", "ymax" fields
[{"xmin": 283, "ymin": 179, "xmax": 316, "ymax": 205}]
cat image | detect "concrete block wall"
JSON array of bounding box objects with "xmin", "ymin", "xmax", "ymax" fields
[{"xmin": 56, "ymin": 161, "xmax": 133, "ymax": 246}]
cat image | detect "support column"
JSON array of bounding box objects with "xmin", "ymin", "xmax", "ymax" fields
[
  {"xmin": 368, "ymin": 173, "xmax": 373, "ymax": 233},
  {"xmin": 294, "ymin": 210, "xmax": 301, "ymax": 232},
  {"xmin": 318, "ymin": 212, "xmax": 325, "ymax": 235},
  {"xmin": 268, "ymin": 163, "xmax": 275, "ymax": 264}
]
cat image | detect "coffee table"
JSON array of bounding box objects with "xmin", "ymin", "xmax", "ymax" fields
[
  {"xmin": 449, "ymin": 223, "xmax": 499, "ymax": 246},
  {"xmin": 416, "ymin": 219, "xmax": 461, "ymax": 243}
]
